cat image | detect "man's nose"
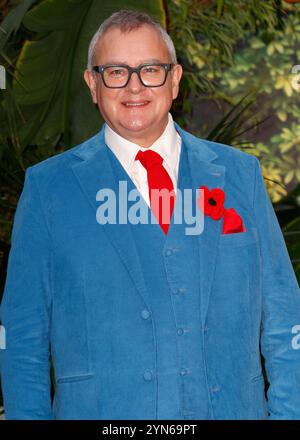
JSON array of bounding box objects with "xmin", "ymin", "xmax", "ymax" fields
[{"xmin": 126, "ymin": 71, "xmax": 145, "ymax": 92}]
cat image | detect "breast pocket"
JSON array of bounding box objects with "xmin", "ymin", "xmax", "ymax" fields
[
  {"xmin": 213, "ymin": 226, "xmax": 260, "ymax": 334},
  {"xmin": 218, "ymin": 226, "xmax": 259, "ymax": 248}
]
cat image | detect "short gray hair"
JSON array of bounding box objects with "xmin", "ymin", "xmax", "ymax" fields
[{"xmin": 87, "ymin": 9, "xmax": 177, "ymax": 70}]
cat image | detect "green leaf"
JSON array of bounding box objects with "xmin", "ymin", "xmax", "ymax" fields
[
  {"xmin": 280, "ymin": 142, "xmax": 294, "ymax": 153},
  {"xmin": 284, "ymin": 170, "xmax": 294, "ymax": 185},
  {"xmin": 0, "ymin": 0, "xmax": 37, "ymax": 50},
  {"xmin": 277, "ymin": 110, "xmax": 287, "ymax": 122}
]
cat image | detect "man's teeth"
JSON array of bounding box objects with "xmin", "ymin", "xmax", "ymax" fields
[{"xmin": 124, "ymin": 102, "xmax": 148, "ymax": 106}]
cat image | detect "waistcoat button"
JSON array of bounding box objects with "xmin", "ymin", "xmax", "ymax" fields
[
  {"xmin": 143, "ymin": 371, "xmax": 153, "ymax": 381},
  {"xmin": 141, "ymin": 309, "xmax": 151, "ymax": 320}
]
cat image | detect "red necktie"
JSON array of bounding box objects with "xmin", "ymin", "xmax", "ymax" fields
[{"xmin": 135, "ymin": 150, "xmax": 175, "ymax": 234}]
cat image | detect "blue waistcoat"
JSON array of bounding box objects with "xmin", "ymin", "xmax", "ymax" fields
[{"xmin": 107, "ymin": 142, "xmax": 211, "ymax": 420}]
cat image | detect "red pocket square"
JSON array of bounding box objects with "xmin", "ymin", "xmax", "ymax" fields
[{"xmin": 222, "ymin": 208, "xmax": 246, "ymax": 234}]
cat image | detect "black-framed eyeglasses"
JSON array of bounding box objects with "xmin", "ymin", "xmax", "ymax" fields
[{"xmin": 92, "ymin": 63, "xmax": 174, "ymax": 88}]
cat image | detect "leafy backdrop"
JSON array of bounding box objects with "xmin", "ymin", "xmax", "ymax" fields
[{"xmin": 0, "ymin": 0, "xmax": 300, "ymax": 410}]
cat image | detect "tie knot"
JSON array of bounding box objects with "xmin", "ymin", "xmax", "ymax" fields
[{"xmin": 135, "ymin": 149, "xmax": 164, "ymax": 170}]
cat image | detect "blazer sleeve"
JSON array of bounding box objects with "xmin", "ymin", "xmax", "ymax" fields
[
  {"xmin": 0, "ymin": 167, "xmax": 53, "ymax": 419},
  {"xmin": 253, "ymin": 157, "xmax": 300, "ymax": 419}
]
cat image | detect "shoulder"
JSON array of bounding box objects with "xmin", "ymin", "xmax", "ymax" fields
[
  {"xmin": 176, "ymin": 126, "xmax": 262, "ymax": 202},
  {"xmin": 202, "ymin": 137, "xmax": 259, "ymax": 172},
  {"xmin": 25, "ymin": 130, "xmax": 103, "ymax": 188},
  {"xmin": 177, "ymin": 125, "xmax": 259, "ymax": 175},
  {"xmin": 182, "ymin": 127, "xmax": 256, "ymax": 162}
]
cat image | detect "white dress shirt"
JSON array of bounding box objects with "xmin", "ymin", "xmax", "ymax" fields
[{"xmin": 105, "ymin": 112, "xmax": 182, "ymax": 207}]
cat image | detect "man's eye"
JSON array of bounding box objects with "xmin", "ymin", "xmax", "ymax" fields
[
  {"xmin": 144, "ymin": 67, "xmax": 158, "ymax": 73},
  {"xmin": 109, "ymin": 69, "xmax": 126, "ymax": 76}
]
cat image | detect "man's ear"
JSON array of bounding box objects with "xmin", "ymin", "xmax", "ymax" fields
[
  {"xmin": 84, "ymin": 69, "xmax": 98, "ymax": 104},
  {"xmin": 171, "ymin": 64, "xmax": 183, "ymax": 100}
]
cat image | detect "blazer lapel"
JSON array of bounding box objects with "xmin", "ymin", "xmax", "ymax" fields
[
  {"xmin": 70, "ymin": 125, "xmax": 151, "ymax": 309},
  {"xmin": 175, "ymin": 124, "xmax": 226, "ymax": 327}
]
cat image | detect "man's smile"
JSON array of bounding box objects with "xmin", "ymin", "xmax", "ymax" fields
[{"xmin": 122, "ymin": 100, "xmax": 151, "ymax": 107}]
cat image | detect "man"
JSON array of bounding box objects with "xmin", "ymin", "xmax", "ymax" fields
[{"xmin": 1, "ymin": 9, "xmax": 300, "ymax": 420}]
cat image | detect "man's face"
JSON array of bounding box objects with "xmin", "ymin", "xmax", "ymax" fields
[{"xmin": 84, "ymin": 25, "xmax": 183, "ymax": 147}]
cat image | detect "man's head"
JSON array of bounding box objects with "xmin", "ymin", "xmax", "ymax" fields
[{"xmin": 84, "ymin": 10, "xmax": 183, "ymax": 147}]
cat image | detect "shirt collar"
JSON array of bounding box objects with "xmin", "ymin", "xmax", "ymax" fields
[{"xmin": 105, "ymin": 112, "xmax": 179, "ymax": 174}]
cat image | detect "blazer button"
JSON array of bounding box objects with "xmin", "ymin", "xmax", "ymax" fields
[
  {"xmin": 210, "ymin": 386, "xmax": 221, "ymax": 393},
  {"xmin": 173, "ymin": 287, "xmax": 186, "ymax": 295},
  {"xmin": 141, "ymin": 309, "xmax": 151, "ymax": 320},
  {"xmin": 143, "ymin": 371, "xmax": 153, "ymax": 381}
]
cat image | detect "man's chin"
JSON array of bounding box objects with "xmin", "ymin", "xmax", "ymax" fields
[{"xmin": 120, "ymin": 119, "xmax": 153, "ymax": 133}]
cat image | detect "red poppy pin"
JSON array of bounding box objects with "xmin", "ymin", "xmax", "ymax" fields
[{"xmin": 197, "ymin": 186, "xmax": 246, "ymax": 234}]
